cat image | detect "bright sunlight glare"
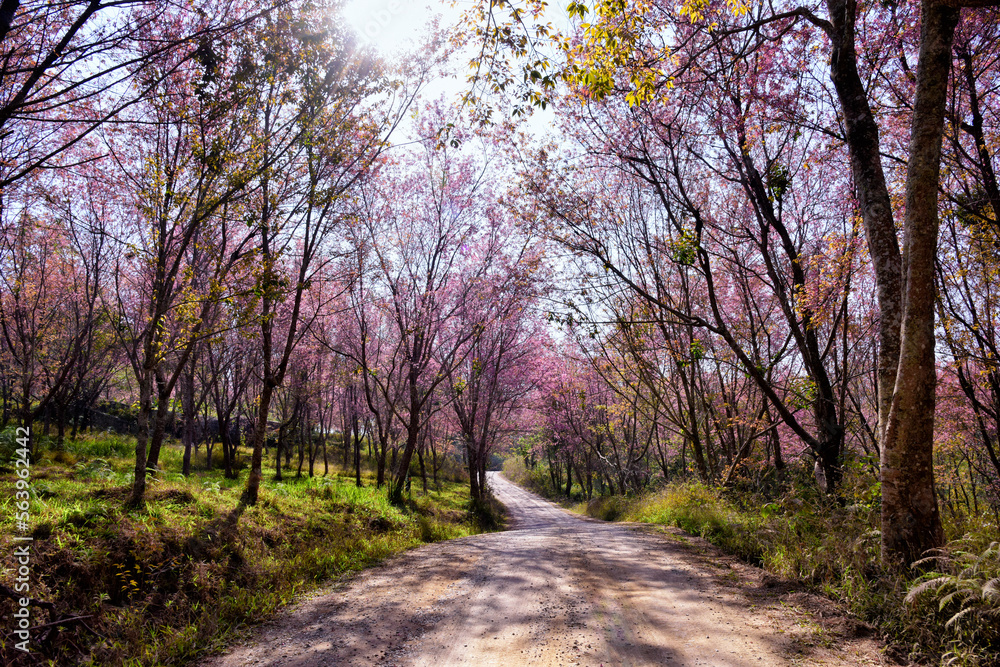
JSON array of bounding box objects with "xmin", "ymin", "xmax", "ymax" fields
[{"xmin": 342, "ymin": 0, "xmax": 443, "ymax": 55}]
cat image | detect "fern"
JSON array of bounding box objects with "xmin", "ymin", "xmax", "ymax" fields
[{"xmin": 906, "ymin": 540, "xmax": 1000, "ymax": 660}]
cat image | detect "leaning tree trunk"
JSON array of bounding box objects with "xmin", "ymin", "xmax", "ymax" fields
[{"xmin": 826, "ymin": 0, "xmax": 904, "ymax": 444}]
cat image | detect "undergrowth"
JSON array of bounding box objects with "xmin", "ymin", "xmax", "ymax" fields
[{"xmin": 0, "ymin": 429, "xmax": 485, "ymax": 666}]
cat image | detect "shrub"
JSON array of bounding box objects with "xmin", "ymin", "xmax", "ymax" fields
[
  {"xmin": 468, "ymin": 493, "xmax": 507, "ymax": 532},
  {"xmin": 585, "ymin": 495, "xmax": 632, "ymax": 521}
]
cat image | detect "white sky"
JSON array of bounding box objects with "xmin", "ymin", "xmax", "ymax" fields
[
  {"xmin": 343, "ymin": 0, "xmax": 458, "ymax": 55},
  {"xmin": 341, "ymin": 0, "xmax": 571, "ymax": 57}
]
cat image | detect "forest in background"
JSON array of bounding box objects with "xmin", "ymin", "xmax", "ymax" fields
[{"xmin": 2, "ymin": 0, "xmax": 1000, "ymax": 663}]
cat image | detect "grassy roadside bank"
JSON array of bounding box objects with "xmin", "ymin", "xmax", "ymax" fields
[
  {"xmin": 503, "ymin": 458, "xmax": 999, "ymax": 666},
  {"xmin": 0, "ymin": 430, "xmax": 489, "ymax": 666}
]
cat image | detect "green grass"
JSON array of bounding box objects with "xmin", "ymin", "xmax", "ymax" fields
[{"xmin": 0, "ymin": 430, "xmax": 485, "ymax": 666}]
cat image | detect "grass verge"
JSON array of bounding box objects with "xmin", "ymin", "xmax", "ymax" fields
[{"xmin": 0, "ymin": 430, "xmax": 486, "ymax": 666}]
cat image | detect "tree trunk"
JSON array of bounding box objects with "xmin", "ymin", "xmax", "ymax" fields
[
  {"xmin": 390, "ymin": 422, "xmax": 420, "ymax": 505},
  {"xmin": 343, "ymin": 428, "xmax": 350, "ymax": 468},
  {"xmin": 181, "ymin": 365, "xmax": 195, "ymax": 477},
  {"xmin": 417, "ymin": 441, "xmax": 428, "ymax": 493},
  {"xmin": 145, "ymin": 370, "xmax": 168, "ymax": 472},
  {"xmin": 813, "ymin": 392, "xmax": 845, "ymax": 493},
  {"xmin": 126, "ymin": 374, "xmax": 153, "ymax": 508},
  {"xmin": 297, "ymin": 419, "xmax": 306, "ymax": 478},
  {"xmin": 351, "ymin": 417, "xmax": 361, "ymax": 486},
  {"xmin": 565, "ymin": 456, "xmax": 573, "ymax": 497},
  {"xmin": 770, "ymin": 412, "xmax": 785, "ymax": 472},
  {"xmin": 675, "ymin": 382, "xmax": 709, "ymax": 480},
  {"xmin": 881, "ymin": 0, "xmax": 955, "ymax": 565},
  {"xmin": 274, "ymin": 426, "xmax": 284, "ymax": 481},
  {"xmin": 430, "ymin": 434, "xmax": 440, "ymax": 491},
  {"xmin": 376, "ymin": 437, "xmax": 387, "ymax": 487},
  {"xmin": 468, "ymin": 442, "xmax": 482, "ymax": 502},
  {"xmin": 311, "ymin": 433, "xmax": 321, "ymax": 477},
  {"xmin": 221, "ymin": 422, "xmax": 234, "ymax": 479},
  {"xmin": 240, "ymin": 382, "xmax": 275, "ymax": 507}
]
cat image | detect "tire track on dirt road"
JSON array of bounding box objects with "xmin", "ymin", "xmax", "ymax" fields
[{"xmin": 201, "ymin": 472, "xmax": 885, "ymax": 666}]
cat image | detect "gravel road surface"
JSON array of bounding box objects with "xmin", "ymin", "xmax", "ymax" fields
[{"xmin": 202, "ymin": 472, "xmax": 885, "ymax": 666}]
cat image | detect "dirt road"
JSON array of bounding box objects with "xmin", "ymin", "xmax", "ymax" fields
[{"xmin": 202, "ymin": 473, "xmax": 885, "ymax": 666}]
